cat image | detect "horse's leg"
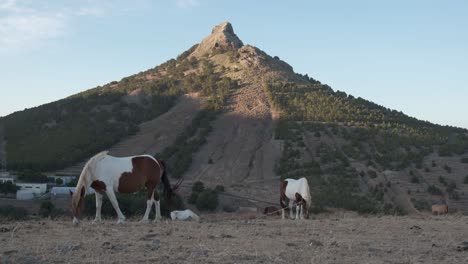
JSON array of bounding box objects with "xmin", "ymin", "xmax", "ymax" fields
[
  {"xmin": 93, "ymin": 192, "xmax": 103, "ymax": 223},
  {"xmin": 295, "ymin": 204, "xmax": 301, "ymax": 220},
  {"xmin": 289, "ymin": 200, "xmax": 294, "ymax": 219},
  {"xmin": 141, "ymin": 188, "xmax": 155, "ymax": 223},
  {"xmin": 106, "ymin": 190, "xmax": 126, "ymax": 224},
  {"xmin": 153, "ymin": 191, "xmax": 162, "ymax": 222}
]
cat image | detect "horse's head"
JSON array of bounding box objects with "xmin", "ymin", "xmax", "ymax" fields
[{"xmin": 70, "ymin": 186, "xmax": 85, "ymax": 225}]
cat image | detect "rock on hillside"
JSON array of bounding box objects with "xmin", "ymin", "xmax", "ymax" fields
[{"xmin": 191, "ymin": 21, "xmax": 244, "ymax": 58}]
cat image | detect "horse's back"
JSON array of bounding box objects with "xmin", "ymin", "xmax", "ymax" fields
[
  {"xmin": 284, "ymin": 178, "xmax": 309, "ymax": 196},
  {"xmin": 94, "ymin": 155, "xmax": 160, "ymax": 193}
]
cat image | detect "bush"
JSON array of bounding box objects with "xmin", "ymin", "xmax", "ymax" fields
[
  {"xmin": 0, "ymin": 181, "xmax": 19, "ymax": 195},
  {"xmin": 443, "ymin": 164, "xmax": 452, "ymax": 173},
  {"xmin": 214, "ymin": 185, "xmax": 225, "ymax": 192},
  {"xmin": 196, "ymin": 189, "xmax": 218, "ymax": 211},
  {"xmin": 461, "ymin": 157, "xmax": 468, "ymax": 163},
  {"xmin": 192, "ymin": 181, "xmax": 205, "ymax": 193},
  {"xmin": 464, "ymin": 175, "xmax": 468, "ymax": 184},
  {"xmin": 410, "ymin": 175, "xmax": 419, "ymax": 183},
  {"xmin": 446, "ymin": 181, "xmax": 457, "ymax": 193},
  {"xmin": 0, "ymin": 205, "xmax": 28, "ymax": 220},
  {"xmin": 55, "ymin": 178, "xmax": 63, "ymax": 185},
  {"xmin": 438, "ymin": 176, "xmax": 448, "ymax": 186},
  {"xmin": 188, "ymin": 181, "xmax": 206, "ymax": 204},
  {"xmin": 411, "ymin": 198, "xmax": 431, "ymax": 211},
  {"xmin": 39, "ymin": 200, "xmax": 55, "ymax": 217},
  {"xmin": 368, "ymin": 170, "xmax": 377, "ymax": 179},
  {"xmin": 427, "ymin": 185, "xmax": 442, "ymax": 195}
]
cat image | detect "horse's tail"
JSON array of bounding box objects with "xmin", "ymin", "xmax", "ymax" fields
[
  {"xmin": 160, "ymin": 160, "xmax": 174, "ymax": 199},
  {"xmin": 280, "ymin": 180, "xmax": 287, "ymax": 209}
]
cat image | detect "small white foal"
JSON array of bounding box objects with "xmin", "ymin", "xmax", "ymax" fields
[{"xmin": 170, "ymin": 209, "xmax": 200, "ymax": 221}]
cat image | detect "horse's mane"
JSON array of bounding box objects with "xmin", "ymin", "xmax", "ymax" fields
[{"xmin": 75, "ymin": 151, "xmax": 109, "ymax": 194}]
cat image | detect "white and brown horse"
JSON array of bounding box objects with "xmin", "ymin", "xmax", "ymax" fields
[
  {"xmin": 70, "ymin": 151, "xmax": 174, "ymax": 224},
  {"xmin": 280, "ymin": 177, "xmax": 311, "ymax": 220}
]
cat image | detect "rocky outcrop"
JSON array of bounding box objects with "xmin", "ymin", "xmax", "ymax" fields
[{"xmin": 191, "ymin": 21, "xmax": 244, "ymax": 58}]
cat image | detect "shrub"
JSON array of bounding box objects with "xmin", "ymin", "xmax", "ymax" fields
[
  {"xmin": 464, "ymin": 175, "xmax": 468, "ymax": 184},
  {"xmin": 196, "ymin": 189, "xmax": 218, "ymax": 211},
  {"xmin": 192, "ymin": 181, "xmax": 205, "ymax": 194},
  {"xmin": 39, "ymin": 201, "xmax": 55, "ymax": 217},
  {"xmin": 461, "ymin": 157, "xmax": 468, "ymax": 163},
  {"xmin": 411, "ymin": 198, "xmax": 431, "ymax": 211},
  {"xmin": 368, "ymin": 170, "xmax": 377, "ymax": 179},
  {"xmin": 0, "ymin": 205, "xmax": 28, "ymax": 220},
  {"xmin": 55, "ymin": 178, "xmax": 63, "ymax": 185},
  {"xmin": 446, "ymin": 181, "xmax": 457, "ymax": 193},
  {"xmin": 215, "ymin": 185, "xmax": 225, "ymax": 192},
  {"xmin": 438, "ymin": 176, "xmax": 448, "ymax": 186},
  {"xmin": 410, "ymin": 175, "xmax": 419, "ymax": 183},
  {"xmin": 443, "ymin": 164, "xmax": 452, "ymax": 173},
  {"xmin": 427, "ymin": 185, "xmax": 442, "ymax": 195},
  {"xmin": 0, "ymin": 181, "xmax": 19, "ymax": 195}
]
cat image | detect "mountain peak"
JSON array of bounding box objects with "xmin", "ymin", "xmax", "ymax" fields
[{"xmin": 191, "ymin": 21, "xmax": 243, "ymax": 57}]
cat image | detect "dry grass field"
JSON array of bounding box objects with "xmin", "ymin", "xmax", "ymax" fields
[{"xmin": 1, "ymin": 213, "xmax": 467, "ymax": 264}]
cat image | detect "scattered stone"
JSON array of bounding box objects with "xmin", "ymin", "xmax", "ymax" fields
[
  {"xmin": 56, "ymin": 243, "xmax": 81, "ymax": 254},
  {"xmin": 190, "ymin": 249, "xmax": 208, "ymax": 257},
  {"xmin": 286, "ymin": 242, "xmax": 297, "ymax": 247},
  {"xmin": 221, "ymin": 234, "xmax": 233, "ymax": 239},
  {"xmin": 141, "ymin": 233, "xmax": 158, "ymax": 241},
  {"xmin": 457, "ymin": 241, "xmax": 468, "ymax": 251},
  {"xmin": 3, "ymin": 250, "xmax": 18, "ymax": 255},
  {"xmin": 410, "ymin": 225, "xmax": 422, "ymax": 230},
  {"xmin": 0, "ymin": 227, "xmax": 10, "ymax": 233},
  {"xmin": 308, "ymin": 239, "xmax": 324, "ymax": 247},
  {"xmin": 146, "ymin": 239, "xmax": 160, "ymax": 250}
]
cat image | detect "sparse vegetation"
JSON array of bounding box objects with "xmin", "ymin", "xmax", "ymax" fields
[
  {"xmin": 410, "ymin": 175, "xmax": 419, "ymax": 183},
  {"xmin": 0, "ymin": 205, "xmax": 28, "ymax": 220},
  {"xmin": 0, "ymin": 181, "xmax": 19, "ymax": 195},
  {"xmin": 427, "ymin": 185, "xmax": 443, "ymax": 195}
]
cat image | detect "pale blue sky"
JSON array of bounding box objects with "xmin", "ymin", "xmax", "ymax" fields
[{"xmin": 1, "ymin": 0, "xmax": 467, "ymax": 129}]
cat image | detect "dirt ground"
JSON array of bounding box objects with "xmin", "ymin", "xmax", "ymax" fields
[{"xmin": 1, "ymin": 213, "xmax": 467, "ymax": 264}]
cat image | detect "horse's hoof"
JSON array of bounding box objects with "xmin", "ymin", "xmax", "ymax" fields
[
  {"xmin": 117, "ymin": 219, "xmax": 125, "ymax": 224},
  {"xmin": 140, "ymin": 219, "xmax": 149, "ymax": 224}
]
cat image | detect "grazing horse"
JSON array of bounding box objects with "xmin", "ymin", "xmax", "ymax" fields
[
  {"xmin": 70, "ymin": 151, "xmax": 174, "ymax": 225},
  {"xmin": 170, "ymin": 209, "xmax": 200, "ymax": 221},
  {"xmin": 432, "ymin": 204, "xmax": 448, "ymax": 215},
  {"xmin": 280, "ymin": 177, "xmax": 311, "ymax": 220}
]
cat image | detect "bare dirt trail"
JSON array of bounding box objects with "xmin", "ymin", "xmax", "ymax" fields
[{"xmin": 1, "ymin": 214, "xmax": 467, "ymax": 264}]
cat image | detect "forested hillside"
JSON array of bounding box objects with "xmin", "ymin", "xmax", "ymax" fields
[
  {"xmin": 265, "ymin": 78, "xmax": 468, "ymax": 213},
  {"xmin": 1, "ymin": 45, "xmax": 236, "ymax": 171}
]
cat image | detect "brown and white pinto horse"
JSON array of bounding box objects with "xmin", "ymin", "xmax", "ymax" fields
[
  {"xmin": 70, "ymin": 151, "xmax": 174, "ymax": 225},
  {"xmin": 280, "ymin": 177, "xmax": 311, "ymax": 220}
]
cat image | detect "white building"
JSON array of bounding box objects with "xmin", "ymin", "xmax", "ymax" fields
[
  {"xmin": 15, "ymin": 183, "xmax": 48, "ymax": 200},
  {"xmin": 0, "ymin": 177, "xmax": 15, "ymax": 184},
  {"xmin": 50, "ymin": 186, "xmax": 94, "ymax": 196},
  {"xmin": 16, "ymin": 183, "xmax": 47, "ymax": 195}
]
